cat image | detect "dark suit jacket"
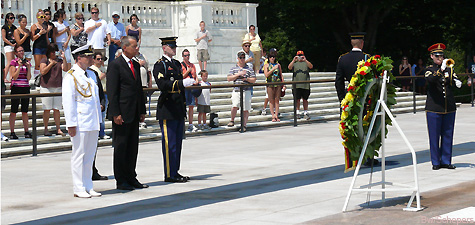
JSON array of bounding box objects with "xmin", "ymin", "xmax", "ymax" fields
[
  {"xmin": 335, "ymin": 50, "xmax": 370, "ymax": 101},
  {"xmin": 106, "ymin": 55, "xmax": 146, "ymax": 123}
]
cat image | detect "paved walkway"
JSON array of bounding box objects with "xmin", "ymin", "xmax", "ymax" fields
[{"xmin": 2, "ymin": 105, "xmax": 474, "ymax": 225}]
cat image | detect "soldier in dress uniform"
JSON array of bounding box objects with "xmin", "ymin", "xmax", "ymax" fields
[
  {"xmin": 153, "ymin": 37, "xmax": 195, "ymax": 183},
  {"xmin": 335, "ymin": 32, "xmax": 370, "ymax": 102},
  {"xmin": 62, "ymin": 45, "xmax": 102, "ymax": 198},
  {"xmin": 425, "ymin": 43, "xmax": 462, "ymax": 170}
]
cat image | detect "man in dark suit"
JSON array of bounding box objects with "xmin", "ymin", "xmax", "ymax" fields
[
  {"xmin": 106, "ymin": 36, "xmax": 148, "ymax": 190},
  {"xmin": 153, "ymin": 37, "xmax": 195, "ymax": 183},
  {"xmin": 335, "ymin": 32, "xmax": 370, "ymax": 102}
]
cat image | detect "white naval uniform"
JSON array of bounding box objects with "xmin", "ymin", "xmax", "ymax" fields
[{"xmin": 62, "ymin": 64, "xmax": 102, "ymax": 193}]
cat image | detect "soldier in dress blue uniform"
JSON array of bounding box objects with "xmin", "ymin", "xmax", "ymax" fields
[
  {"xmin": 335, "ymin": 32, "xmax": 370, "ymax": 102},
  {"xmin": 153, "ymin": 37, "xmax": 195, "ymax": 183},
  {"xmin": 425, "ymin": 43, "xmax": 462, "ymax": 170}
]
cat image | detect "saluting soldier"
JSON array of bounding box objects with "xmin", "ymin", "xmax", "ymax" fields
[
  {"xmin": 335, "ymin": 32, "xmax": 370, "ymax": 102},
  {"xmin": 153, "ymin": 37, "xmax": 195, "ymax": 183},
  {"xmin": 425, "ymin": 43, "xmax": 462, "ymax": 170},
  {"xmin": 62, "ymin": 45, "xmax": 102, "ymax": 198}
]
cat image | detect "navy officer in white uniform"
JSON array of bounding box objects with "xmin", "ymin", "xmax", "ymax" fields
[{"xmin": 63, "ymin": 45, "xmax": 103, "ymax": 198}]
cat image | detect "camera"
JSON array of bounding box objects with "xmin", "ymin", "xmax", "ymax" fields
[{"xmin": 21, "ymin": 58, "xmax": 28, "ymax": 64}]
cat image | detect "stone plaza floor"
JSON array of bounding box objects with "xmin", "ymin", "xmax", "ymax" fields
[{"xmin": 1, "ymin": 104, "xmax": 474, "ymax": 224}]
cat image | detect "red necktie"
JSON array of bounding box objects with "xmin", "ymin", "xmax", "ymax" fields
[{"xmin": 129, "ymin": 60, "xmax": 136, "ymax": 79}]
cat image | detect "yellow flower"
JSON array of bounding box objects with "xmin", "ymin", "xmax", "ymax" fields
[
  {"xmin": 341, "ymin": 110, "xmax": 348, "ymax": 120},
  {"xmin": 345, "ymin": 92, "xmax": 354, "ymax": 102},
  {"xmin": 362, "ymin": 66, "xmax": 369, "ymax": 72},
  {"xmin": 341, "ymin": 98, "xmax": 348, "ymax": 107},
  {"xmin": 349, "ymin": 77, "xmax": 357, "ymax": 87},
  {"xmin": 357, "ymin": 60, "xmax": 365, "ymax": 67},
  {"xmin": 342, "ymin": 141, "xmax": 347, "ymax": 148}
]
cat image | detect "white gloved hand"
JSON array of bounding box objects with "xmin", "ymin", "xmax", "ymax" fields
[
  {"xmin": 455, "ymin": 79, "xmax": 462, "ymax": 88},
  {"xmin": 182, "ymin": 78, "xmax": 195, "ymax": 87},
  {"xmin": 441, "ymin": 59, "xmax": 448, "ymax": 71}
]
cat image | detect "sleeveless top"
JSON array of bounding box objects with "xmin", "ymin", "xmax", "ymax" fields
[
  {"xmin": 19, "ymin": 31, "xmax": 31, "ymax": 52},
  {"xmin": 127, "ymin": 29, "xmax": 139, "ymax": 42},
  {"xmin": 10, "ymin": 59, "xmax": 31, "ymax": 87},
  {"xmin": 2, "ymin": 24, "xmax": 17, "ymax": 45},
  {"xmin": 266, "ymin": 62, "xmax": 281, "ymax": 87},
  {"xmin": 33, "ymin": 25, "xmax": 48, "ymax": 49}
]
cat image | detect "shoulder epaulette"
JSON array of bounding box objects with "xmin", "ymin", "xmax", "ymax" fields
[
  {"xmin": 338, "ymin": 52, "xmax": 349, "ymax": 62},
  {"xmin": 67, "ymin": 69, "xmax": 74, "ymax": 75}
]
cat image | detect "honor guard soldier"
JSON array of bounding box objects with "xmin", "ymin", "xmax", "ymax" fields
[
  {"xmin": 63, "ymin": 45, "xmax": 102, "ymax": 198},
  {"xmin": 335, "ymin": 32, "xmax": 370, "ymax": 102},
  {"xmin": 425, "ymin": 43, "xmax": 462, "ymax": 170},
  {"xmin": 153, "ymin": 37, "xmax": 195, "ymax": 183}
]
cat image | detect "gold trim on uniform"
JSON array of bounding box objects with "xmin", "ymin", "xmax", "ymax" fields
[
  {"xmin": 163, "ymin": 120, "xmax": 171, "ymax": 178},
  {"xmin": 68, "ymin": 69, "xmax": 93, "ymax": 98}
]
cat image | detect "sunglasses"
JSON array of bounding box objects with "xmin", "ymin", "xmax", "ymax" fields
[
  {"xmin": 96, "ymin": 58, "xmax": 103, "ymax": 61},
  {"xmin": 76, "ymin": 17, "xmax": 84, "ymax": 20},
  {"xmin": 434, "ymin": 55, "xmax": 444, "ymax": 58},
  {"xmin": 183, "ymin": 54, "xmax": 190, "ymax": 57},
  {"xmin": 243, "ymin": 45, "xmax": 250, "ymax": 47},
  {"xmin": 8, "ymin": 17, "xmax": 15, "ymax": 20},
  {"xmin": 269, "ymin": 56, "xmax": 276, "ymax": 58},
  {"xmin": 45, "ymin": 13, "xmax": 50, "ymax": 16},
  {"xmin": 112, "ymin": 15, "xmax": 120, "ymax": 19},
  {"xmin": 16, "ymin": 50, "xmax": 25, "ymax": 53},
  {"xmin": 238, "ymin": 56, "xmax": 245, "ymax": 59},
  {"xmin": 91, "ymin": 11, "xmax": 99, "ymax": 14},
  {"xmin": 38, "ymin": 15, "xmax": 46, "ymax": 19}
]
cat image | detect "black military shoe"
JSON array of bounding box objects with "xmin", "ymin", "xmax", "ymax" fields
[
  {"xmin": 130, "ymin": 180, "xmax": 149, "ymax": 189},
  {"xmin": 440, "ymin": 164, "xmax": 456, "ymax": 169},
  {"xmin": 92, "ymin": 174, "xmax": 108, "ymax": 180},
  {"xmin": 164, "ymin": 176, "xmax": 187, "ymax": 183},
  {"xmin": 177, "ymin": 173, "xmax": 190, "ymax": 181},
  {"xmin": 432, "ymin": 165, "xmax": 440, "ymax": 170},
  {"xmin": 117, "ymin": 183, "xmax": 135, "ymax": 190}
]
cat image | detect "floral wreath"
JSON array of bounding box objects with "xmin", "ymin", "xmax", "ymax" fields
[{"xmin": 339, "ymin": 55, "xmax": 397, "ymax": 172}]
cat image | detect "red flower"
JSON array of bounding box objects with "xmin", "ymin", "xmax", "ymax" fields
[
  {"xmin": 348, "ymin": 86, "xmax": 355, "ymax": 91},
  {"xmin": 374, "ymin": 55, "xmax": 381, "ymax": 59},
  {"xmin": 360, "ymin": 71, "xmax": 367, "ymax": 75},
  {"xmin": 371, "ymin": 60, "xmax": 377, "ymax": 65},
  {"xmin": 368, "ymin": 99, "xmax": 371, "ymax": 105},
  {"xmin": 343, "ymin": 105, "xmax": 349, "ymax": 111},
  {"xmin": 364, "ymin": 62, "xmax": 371, "ymax": 67},
  {"xmin": 340, "ymin": 122, "xmax": 346, "ymax": 129}
]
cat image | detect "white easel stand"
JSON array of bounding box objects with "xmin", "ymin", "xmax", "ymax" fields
[{"xmin": 342, "ymin": 71, "xmax": 423, "ymax": 212}]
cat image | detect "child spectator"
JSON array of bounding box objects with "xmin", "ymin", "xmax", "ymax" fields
[
  {"xmin": 197, "ymin": 70, "xmax": 211, "ymax": 130},
  {"xmin": 194, "ymin": 21, "xmax": 212, "ymax": 71}
]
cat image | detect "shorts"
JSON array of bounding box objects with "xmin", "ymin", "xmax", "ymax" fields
[
  {"xmin": 40, "ymin": 87, "xmax": 62, "ymax": 110},
  {"xmin": 197, "ymin": 104, "xmax": 211, "ymax": 113},
  {"xmin": 10, "ymin": 86, "xmax": 30, "ymax": 113},
  {"xmin": 293, "ymin": 88, "xmax": 310, "ymax": 100},
  {"xmin": 185, "ymin": 89, "xmax": 196, "ymax": 106},
  {"xmin": 24, "ymin": 51, "xmax": 33, "ymax": 59},
  {"xmin": 4, "ymin": 45, "xmax": 14, "ymax": 53},
  {"xmin": 231, "ymin": 90, "xmax": 252, "ymax": 111},
  {"xmin": 33, "ymin": 48, "xmax": 47, "ymax": 55},
  {"xmin": 197, "ymin": 49, "xmax": 210, "ymax": 61}
]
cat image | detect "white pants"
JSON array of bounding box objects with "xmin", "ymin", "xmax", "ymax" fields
[{"xmin": 71, "ymin": 130, "xmax": 99, "ymax": 193}]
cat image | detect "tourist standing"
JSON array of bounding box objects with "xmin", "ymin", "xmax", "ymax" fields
[
  {"xmin": 243, "ymin": 25, "xmax": 263, "ymax": 73},
  {"xmin": 466, "ymin": 56, "xmax": 475, "ymax": 87},
  {"xmin": 181, "ymin": 49, "xmax": 199, "ymax": 132},
  {"xmin": 125, "ymin": 14, "xmax": 141, "ymax": 47},
  {"xmin": 85, "ymin": 7, "xmax": 109, "ymax": 57},
  {"xmin": 226, "ymin": 51, "xmax": 256, "ymax": 132},
  {"xmin": 414, "ymin": 58, "xmax": 426, "ymax": 94},
  {"xmin": 89, "ymin": 52, "xmax": 109, "ymax": 139},
  {"xmin": 425, "ymin": 43, "xmax": 462, "ymax": 170},
  {"xmin": 107, "ymin": 36, "xmax": 148, "ymax": 190},
  {"xmin": 43, "ymin": 9, "xmax": 55, "ymax": 43},
  {"xmin": 197, "ymin": 70, "xmax": 211, "ymax": 130},
  {"xmin": 288, "ymin": 50, "xmax": 313, "ymax": 120},
  {"xmin": 107, "ymin": 11, "xmax": 126, "ymax": 65},
  {"xmin": 263, "ymin": 50, "xmax": 284, "ymax": 122},
  {"xmin": 398, "ymin": 56, "xmax": 412, "ymax": 91},
  {"xmin": 53, "ymin": 9, "xmax": 72, "ymax": 65},
  {"xmin": 39, "ymin": 43, "xmax": 70, "ymax": 136},
  {"xmin": 194, "ymin": 21, "xmax": 212, "ymax": 71},
  {"xmin": 2, "ymin": 12, "xmax": 17, "ymax": 80},
  {"xmin": 133, "ymin": 48, "xmax": 152, "ymax": 129},
  {"xmin": 13, "ymin": 15, "xmax": 32, "ymax": 62},
  {"xmin": 31, "ymin": 10, "xmax": 50, "ymax": 81},
  {"xmin": 63, "ymin": 45, "xmax": 102, "ymax": 198},
  {"xmin": 70, "ymin": 12, "xmax": 88, "ymax": 53},
  {"xmin": 153, "ymin": 37, "xmax": 194, "ymax": 183},
  {"xmin": 8, "ymin": 46, "xmax": 32, "ymax": 139}
]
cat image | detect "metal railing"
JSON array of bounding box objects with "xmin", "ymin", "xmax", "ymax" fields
[{"xmin": 1, "ymin": 78, "xmax": 334, "ymax": 156}]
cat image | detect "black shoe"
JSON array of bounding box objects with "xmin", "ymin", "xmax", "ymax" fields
[
  {"xmin": 117, "ymin": 183, "xmax": 135, "ymax": 190},
  {"xmin": 177, "ymin": 173, "xmax": 190, "ymax": 181},
  {"xmin": 164, "ymin": 176, "xmax": 187, "ymax": 183},
  {"xmin": 432, "ymin": 165, "xmax": 440, "ymax": 170},
  {"xmin": 9, "ymin": 132, "xmax": 18, "ymax": 139},
  {"xmin": 24, "ymin": 132, "xmax": 32, "ymax": 138},
  {"xmin": 441, "ymin": 164, "xmax": 456, "ymax": 169},
  {"xmin": 92, "ymin": 174, "xmax": 108, "ymax": 180},
  {"xmin": 130, "ymin": 181, "xmax": 149, "ymax": 189}
]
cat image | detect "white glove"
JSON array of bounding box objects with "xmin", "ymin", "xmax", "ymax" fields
[
  {"xmin": 182, "ymin": 78, "xmax": 194, "ymax": 87},
  {"xmin": 441, "ymin": 59, "xmax": 448, "ymax": 71},
  {"xmin": 455, "ymin": 79, "xmax": 462, "ymax": 88}
]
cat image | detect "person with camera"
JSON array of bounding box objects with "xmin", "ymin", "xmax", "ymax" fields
[
  {"xmin": 39, "ymin": 43, "xmax": 70, "ymax": 136},
  {"xmin": 398, "ymin": 56, "xmax": 412, "ymax": 91},
  {"xmin": 425, "ymin": 43, "xmax": 462, "ymax": 170},
  {"xmin": 263, "ymin": 50, "xmax": 284, "ymax": 122},
  {"xmin": 8, "ymin": 46, "xmax": 32, "ymax": 139},
  {"xmin": 288, "ymin": 50, "xmax": 313, "ymax": 120}
]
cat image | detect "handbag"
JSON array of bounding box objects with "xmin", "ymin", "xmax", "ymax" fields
[
  {"xmin": 33, "ymin": 74, "xmax": 41, "ymax": 87},
  {"xmin": 281, "ymin": 86, "xmax": 285, "ymax": 98}
]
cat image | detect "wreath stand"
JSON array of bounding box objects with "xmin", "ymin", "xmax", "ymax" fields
[{"xmin": 342, "ymin": 71, "xmax": 422, "ymax": 212}]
